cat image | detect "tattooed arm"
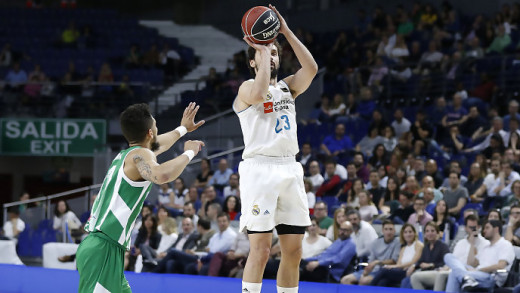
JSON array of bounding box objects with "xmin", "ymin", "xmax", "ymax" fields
[{"xmin": 128, "ymin": 140, "xmax": 205, "ymax": 184}]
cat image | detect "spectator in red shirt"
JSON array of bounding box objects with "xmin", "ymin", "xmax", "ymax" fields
[{"xmin": 316, "ymin": 160, "xmax": 343, "ymax": 197}]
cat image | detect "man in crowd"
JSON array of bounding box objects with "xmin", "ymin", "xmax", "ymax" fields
[
  {"xmin": 341, "ymin": 220, "xmax": 400, "ymax": 285},
  {"xmin": 444, "ymin": 220, "xmax": 516, "ymax": 292},
  {"xmin": 314, "ymin": 201, "xmax": 333, "ymax": 236},
  {"xmin": 346, "ymin": 209, "xmax": 378, "ymax": 260},
  {"xmin": 300, "ymin": 221, "xmax": 357, "ymax": 282}
]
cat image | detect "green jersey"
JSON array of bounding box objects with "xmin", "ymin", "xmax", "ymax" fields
[{"xmin": 85, "ymin": 146, "xmax": 152, "ymax": 250}]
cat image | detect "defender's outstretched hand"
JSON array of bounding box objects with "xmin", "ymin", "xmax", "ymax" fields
[
  {"xmin": 184, "ymin": 140, "xmax": 205, "ymax": 156},
  {"xmin": 181, "ymin": 102, "xmax": 205, "ymax": 132}
]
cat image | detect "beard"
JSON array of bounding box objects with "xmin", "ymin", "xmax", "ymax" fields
[
  {"xmin": 270, "ymin": 67, "xmax": 278, "ymax": 79},
  {"xmin": 150, "ymin": 139, "xmax": 160, "ymax": 152}
]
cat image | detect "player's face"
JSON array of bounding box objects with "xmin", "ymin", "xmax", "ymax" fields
[{"xmin": 253, "ymin": 43, "xmax": 280, "ymax": 79}]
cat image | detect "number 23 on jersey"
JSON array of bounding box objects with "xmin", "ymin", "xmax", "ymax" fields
[{"xmin": 275, "ymin": 115, "xmax": 291, "ymax": 133}]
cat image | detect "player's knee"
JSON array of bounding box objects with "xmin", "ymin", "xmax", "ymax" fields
[
  {"xmin": 282, "ymin": 246, "xmax": 302, "ymax": 261},
  {"xmin": 249, "ymin": 246, "xmax": 271, "ymax": 264},
  {"xmin": 359, "ymin": 276, "xmax": 372, "ymax": 286},
  {"xmin": 340, "ymin": 274, "xmax": 355, "ymax": 285}
]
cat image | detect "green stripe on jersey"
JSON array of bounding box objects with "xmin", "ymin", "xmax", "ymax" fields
[{"xmin": 85, "ymin": 146, "xmax": 152, "ymax": 250}]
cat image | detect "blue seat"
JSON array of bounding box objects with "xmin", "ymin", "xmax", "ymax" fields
[{"xmin": 17, "ymin": 226, "xmax": 32, "ymax": 257}]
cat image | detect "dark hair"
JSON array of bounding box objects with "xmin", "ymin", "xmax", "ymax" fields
[
  {"xmin": 197, "ymin": 217, "xmax": 211, "ymax": 230},
  {"xmin": 184, "ymin": 201, "xmax": 195, "ymax": 208},
  {"xmin": 7, "ymin": 206, "xmax": 19, "ymax": 215},
  {"xmin": 486, "ymin": 219, "xmax": 503, "ymax": 235},
  {"xmin": 346, "ymin": 208, "xmax": 361, "ymax": 219},
  {"xmin": 140, "ymin": 214, "xmax": 159, "ymax": 235},
  {"xmin": 223, "ymin": 195, "xmax": 241, "ymax": 213},
  {"xmin": 433, "ymin": 199, "xmax": 449, "ymax": 222},
  {"xmin": 449, "ymin": 172, "xmax": 461, "ymax": 180},
  {"xmin": 201, "ymin": 158, "xmax": 211, "ymax": 169},
  {"xmin": 424, "ymin": 221, "xmax": 440, "ymax": 234},
  {"xmin": 174, "ymin": 177, "xmax": 186, "ymax": 193},
  {"xmin": 120, "ymin": 103, "xmax": 154, "ymax": 144},
  {"xmin": 385, "ymin": 176, "xmax": 400, "ymax": 202},
  {"xmin": 464, "ymin": 214, "xmax": 479, "ymax": 226},
  {"xmin": 487, "ymin": 209, "xmax": 503, "ymax": 223},
  {"xmin": 54, "ymin": 200, "xmax": 70, "ymax": 217},
  {"xmin": 217, "ymin": 212, "xmax": 230, "ymax": 220},
  {"xmin": 247, "ymin": 40, "xmax": 282, "ymax": 78},
  {"xmin": 382, "ymin": 220, "xmax": 394, "ymax": 228},
  {"xmin": 157, "ymin": 206, "xmax": 170, "ymax": 217}
]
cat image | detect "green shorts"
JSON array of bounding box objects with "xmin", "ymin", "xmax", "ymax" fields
[{"xmin": 76, "ymin": 232, "xmax": 131, "ymax": 293}]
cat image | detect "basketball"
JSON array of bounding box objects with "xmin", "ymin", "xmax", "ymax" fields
[{"xmin": 241, "ymin": 6, "xmax": 280, "ymax": 44}]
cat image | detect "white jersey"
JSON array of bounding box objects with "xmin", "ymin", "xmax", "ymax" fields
[{"xmin": 235, "ymin": 79, "xmax": 299, "ymax": 158}]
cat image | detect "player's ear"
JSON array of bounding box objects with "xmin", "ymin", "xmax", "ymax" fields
[
  {"xmin": 147, "ymin": 129, "xmax": 153, "ymax": 138},
  {"xmin": 249, "ymin": 59, "xmax": 256, "ymax": 70}
]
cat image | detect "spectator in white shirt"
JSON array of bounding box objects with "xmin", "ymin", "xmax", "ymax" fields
[
  {"xmin": 302, "ymin": 216, "xmax": 332, "ymax": 259},
  {"xmin": 223, "ymin": 173, "xmax": 240, "ymax": 198},
  {"xmin": 304, "ymin": 179, "xmax": 316, "ymax": 209},
  {"xmin": 306, "ymin": 160, "xmax": 324, "ymax": 192},
  {"xmin": 489, "ymin": 161, "xmax": 520, "ymax": 197},
  {"xmin": 444, "ymin": 220, "xmax": 516, "ymax": 292},
  {"xmin": 1, "ymin": 207, "xmax": 25, "ymax": 241},
  {"xmin": 391, "ymin": 109, "xmax": 411, "ymax": 139},
  {"xmin": 346, "ymin": 209, "xmax": 378, "ymax": 259},
  {"xmin": 430, "ymin": 215, "xmax": 489, "ymax": 291},
  {"xmin": 53, "ymin": 200, "xmax": 81, "ymax": 241}
]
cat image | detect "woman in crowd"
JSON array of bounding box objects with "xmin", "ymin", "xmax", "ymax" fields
[
  {"xmin": 157, "ymin": 206, "xmax": 170, "ymax": 235},
  {"xmin": 345, "ymin": 178, "xmax": 364, "ymax": 208},
  {"xmin": 223, "ymin": 195, "xmax": 241, "ymax": 221},
  {"xmin": 432, "ymin": 199, "xmax": 454, "ymax": 239},
  {"xmin": 368, "ymin": 143, "xmax": 390, "ymax": 169},
  {"xmin": 302, "ymin": 216, "xmax": 333, "ymax": 259},
  {"xmin": 358, "ymin": 191, "xmax": 379, "ymax": 223},
  {"xmin": 53, "ymin": 199, "xmax": 82, "ymax": 241},
  {"xmin": 370, "ymin": 223, "xmax": 423, "ymax": 287},
  {"xmin": 130, "ymin": 214, "xmax": 161, "ymax": 271},
  {"xmin": 326, "ymin": 207, "xmax": 347, "ymax": 241},
  {"xmin": 382, "ymin": 177, "xmax": 401, "ymax": 214},
  {"xmin": 408, "ymin": 222, "xmax": 450, "ymax": 290},
  {"xmin": 193, "ymin": 158, "xmax": 214, "ymax": 189}
]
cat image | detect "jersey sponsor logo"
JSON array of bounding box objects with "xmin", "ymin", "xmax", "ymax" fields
[
  {"xmin": 264, "ymin": 102, "xmax": 273, "ymax": 113},
  {"xmin": 252, "ymin": 204, "xmax": 261, "ymax": 216}
]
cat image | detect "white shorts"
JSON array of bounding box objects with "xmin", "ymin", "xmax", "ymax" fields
[{"xmin": 238, "ymin": 155, "xmax": 311, "ymax": 233}]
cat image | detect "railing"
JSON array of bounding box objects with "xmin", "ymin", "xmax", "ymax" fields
[{"xmin": 2, "ymin": 146, "xmax": 246, "ymax": 227}]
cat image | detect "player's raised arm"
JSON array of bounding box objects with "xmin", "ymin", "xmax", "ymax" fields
[
  {"xmin": 237, "ymin": 38, "xmax": 272, "ymax": 107},
  {"xmin": 270, "ymin": 4, "xmax": 318, "ymax": 98},
  {"xmin": 154, "ymin": 102, "xmax": 205, "ymax": 156},
  {"xmin": 131, "ymin": 140, "xmax": 205, "ymax": 185}
]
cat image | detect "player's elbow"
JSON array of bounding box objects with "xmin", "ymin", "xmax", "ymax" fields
[{"xmin": 307, "ymin": 61, "xmax": 318, "ymax": 75}]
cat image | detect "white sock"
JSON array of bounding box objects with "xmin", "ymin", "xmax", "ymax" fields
[
  {"xmin": 242, "ymin": 282, "xmax": 262, "ymax": 293},
  {"xmin": 277, "ymin": 286, "xmax": 298, "ymax": 293}
]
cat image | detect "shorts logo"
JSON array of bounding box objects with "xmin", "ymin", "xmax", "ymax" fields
[
  {"xmin": 264, "ymin": 210, "xmax": 270, "ymax": 215},
  {"xmin": 252, "ymin": 205, "xmax": 260, "ymax": 216},
  {"xmin": 264, "ymin": 102, "xmax": 273, "ymax": 114}
]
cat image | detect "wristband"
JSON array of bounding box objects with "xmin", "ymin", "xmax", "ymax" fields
[
  {"xmin": 183, "ymin": 150, "xmax": 195, "ymax": 161},
  {"xmin": 175, "ymin": 126, "xmax": 188, "ymax": 137}
]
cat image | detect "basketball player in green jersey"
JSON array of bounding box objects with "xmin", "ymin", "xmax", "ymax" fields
[{"xmin": 76, "ymin": 102, "xmax": 205, "ymax": 293}]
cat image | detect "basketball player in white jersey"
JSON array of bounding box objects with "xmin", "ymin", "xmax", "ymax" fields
[{"xmin": 234, "ymin": 5, "xmax": 318, "ymax": 293}]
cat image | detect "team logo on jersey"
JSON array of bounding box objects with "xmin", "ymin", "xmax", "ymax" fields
[
  {"xmin": 265, "ymin": 91, "xmax": 273, "ymax": 101},
  {"xmin": 264, "ymin": 102, "xmax": 273, "ymax": 113},
  {"xmin": 252, "ymin": 204, "xmax": 260, "ymax": 216}
]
